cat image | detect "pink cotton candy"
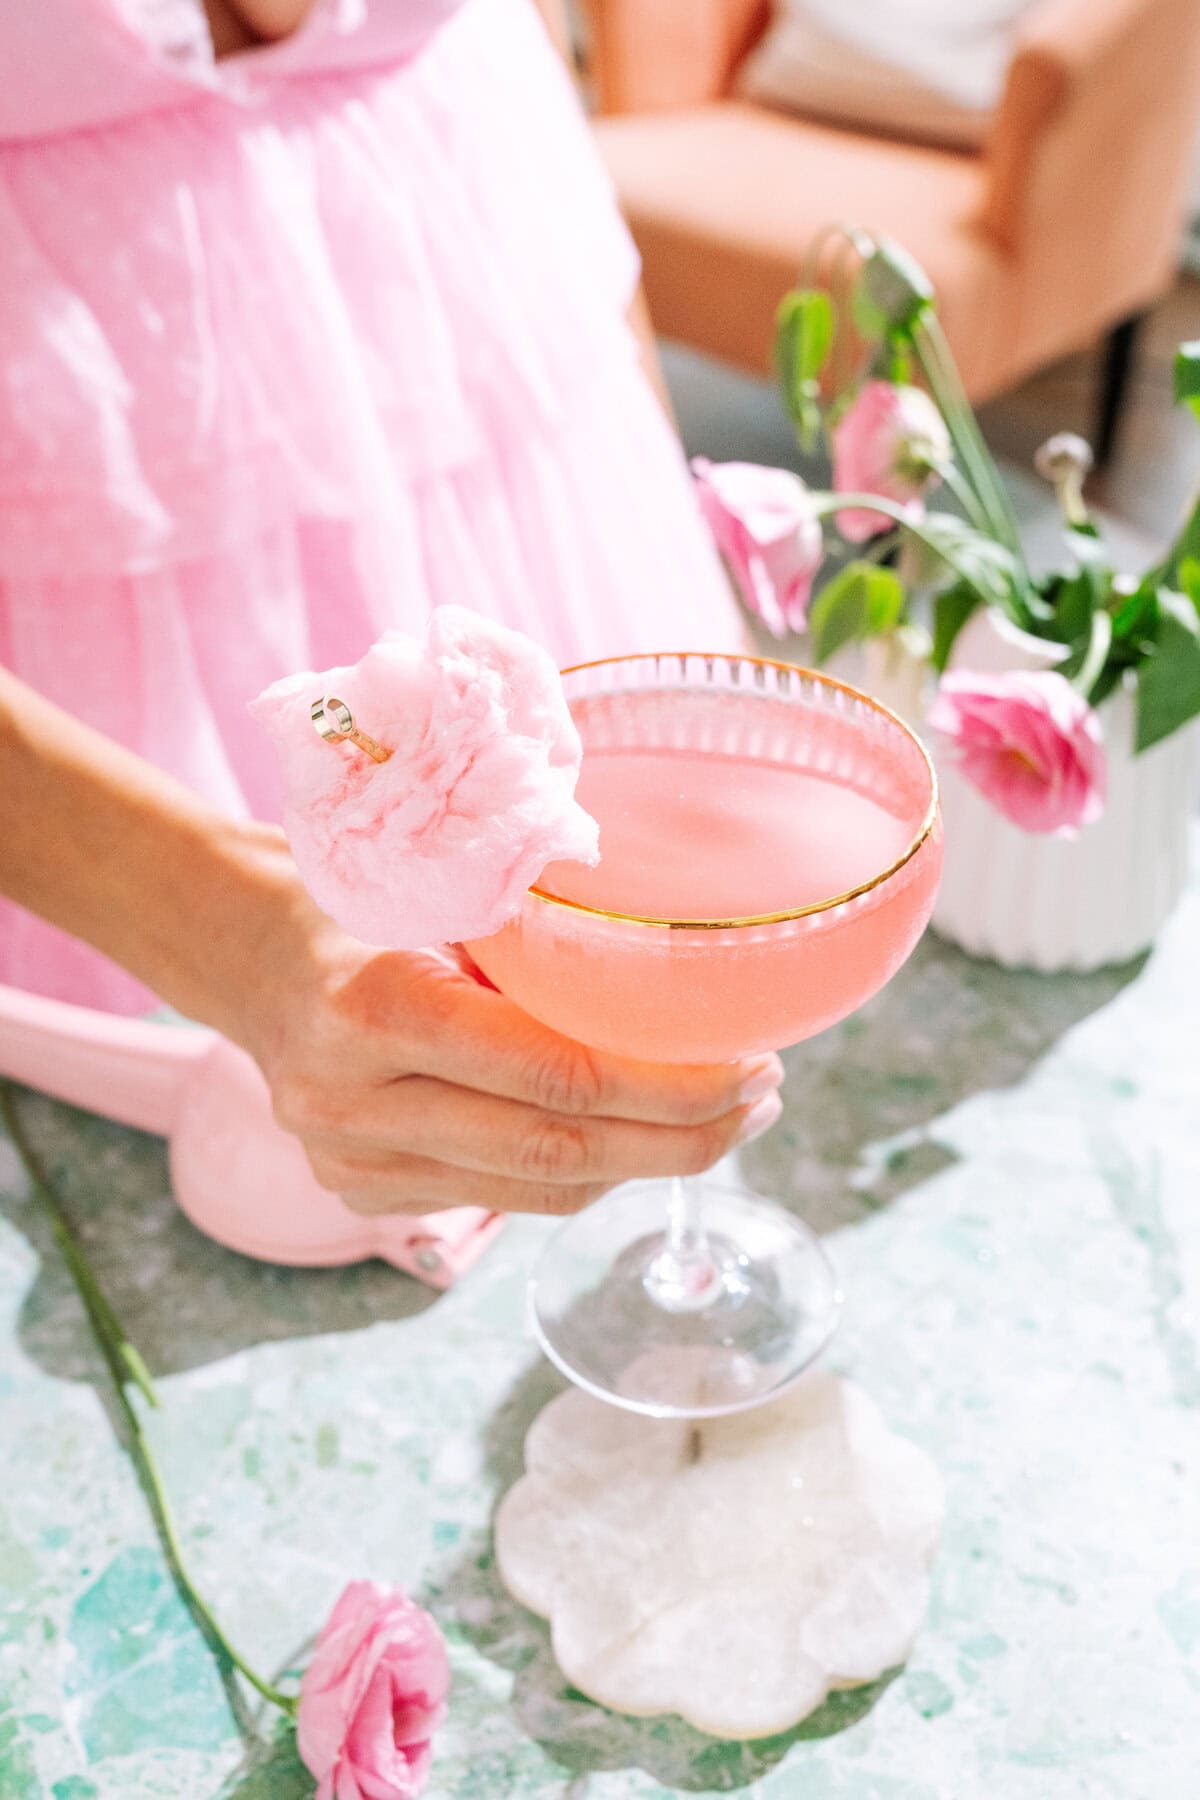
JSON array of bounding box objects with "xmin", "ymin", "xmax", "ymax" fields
[{"xmin": 251, "ymin": 608, "xmax": 599, "ymax": 947}]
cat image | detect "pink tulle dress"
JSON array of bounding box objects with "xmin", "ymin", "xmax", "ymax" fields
[{"xmin": 0, "ymin": 0, "xmax": 740, "ymax": 1012}]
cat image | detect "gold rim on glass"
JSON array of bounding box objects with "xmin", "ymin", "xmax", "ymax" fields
[{"xmin": 529, "ymin": 651, "xmax": 940, "ymax": 931}]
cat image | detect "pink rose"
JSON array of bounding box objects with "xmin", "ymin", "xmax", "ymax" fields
[
  {"xmin": 927, "ymin": 669, "xmax": 1106, "ymax": 835},
  {"xmin": 692, "ymin": 457, "xmax": 824, "ymax": 636},
  {"xmin": 298, "ymin": 1582, "xmax": 450, "ymax": 1800},
  {"xmin": 833, "ymin": 381, "xmax": 951, "ymax": 543}
]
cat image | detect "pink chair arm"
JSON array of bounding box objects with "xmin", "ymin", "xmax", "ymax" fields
[
  {"xmin": 980, "ymin": 0, "xmax": 1200, "ymax": 264},
  {"xmin": 530, "ymin": 0, "xmax": 572, "ymax": 65},
  {"xmin": 580, "ymin": 0, "xmax": 770, "ymax": 116}
]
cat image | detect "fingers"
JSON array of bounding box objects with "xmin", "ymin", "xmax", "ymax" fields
[
  {"xmin": 309, "ymin": 1149, "xmax": 614, "ymax": 1219},
  {"xmin": 314, "ymin": 1076, "xmax": 783, "ymax": 1187},
  {"xmin": 397, "ymin": 965, "xmax": 784, "ymax": 1127},
  {"xmin": 443, "ymin": 943, "xmax": 501, "ymax": 992},
  {"xmin": 276, "ymin": 947, "xmax": 788, "ymax": 1224}
]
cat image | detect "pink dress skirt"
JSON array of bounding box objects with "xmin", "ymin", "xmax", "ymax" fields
[{"xmin": 0, "ymin": 0, "xmax": 741, "ymax": 1011}]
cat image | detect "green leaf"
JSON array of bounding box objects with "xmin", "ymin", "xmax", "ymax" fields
[
  {"xmin": 918, "ymin": 513, "xmax": 1022, "ymax": 612},
  {"xmin": 808, "ymin": 491, "xmax": 1025, "ymax": 617},
  {"xmin": 775, "ymin": 290, "xmax": 834, "ymax": 451},
  {"xmin": 1178, "ymin": 555, "xmax": 1200, "ymax": 611},
  {"xmin": 1162, "ymin": 491, "xmax": 1200, "ymax": 586},
  {"xmin": 775, "ymin": 289, "xmax": 834, "ymax": 386},
  {"xmin": 1089, "ymin": 658, "xmax": 1127, "ymax": 708},
  {"xmin": 1111, "ymin": 576, "xmax": 1157, "ymax": 642},
  {"xmin": 1134, "ymin": 587, "xmax": 1200, "ymax": 751},
  {"xmin": 1035, "ymin": 530, "xmax": 1112, "ymax": 657},
  {"xmin": 930, "ymin": 579, "xmax": 980, "ymax": 673},
  {"xmin": 1174, "ymin": 341, "xmax": 1200, "ymax": 420},
  {"xmin": 808, "ymin": 562, "xmax": 905, "ymax": 663},
  {"xmin": 1051, "ymin": 568, "xmax": 1095, "ymax": 649}
]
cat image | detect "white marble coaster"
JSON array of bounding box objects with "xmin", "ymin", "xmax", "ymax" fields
[{"xmin": 495, "ymin": 1371, "xmax": 943, "ymax": 1741}]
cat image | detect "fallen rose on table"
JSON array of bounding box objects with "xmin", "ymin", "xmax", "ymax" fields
[{"xmin": 1, "ymin": 1088, "xmax": 451, "ymax": 1798}]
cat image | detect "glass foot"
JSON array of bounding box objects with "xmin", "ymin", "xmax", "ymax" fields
[{"xmin": 529, "ymin": 1181, "xmax": 843, "ymax": 1419}]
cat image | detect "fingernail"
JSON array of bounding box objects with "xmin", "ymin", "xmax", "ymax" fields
[
  {"xmin": 737, "ymin": 1056, "xmax": 784, "ymax": 1106},
  {"xmin": 734, "ymin": 1090, "xmax": 783, "ymax": 1146}
]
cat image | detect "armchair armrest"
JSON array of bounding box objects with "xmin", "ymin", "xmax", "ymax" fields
[
  {"xmin": 580, "ymin": 0, "xmax": 770, "ymax": 116},
  {"xmin": 980, "ymin": 0, "xmax": 1200, "ymax": 262},
  {"xmin": 531, "ymin": 0, "xmax": 572, "ymax": 64}
]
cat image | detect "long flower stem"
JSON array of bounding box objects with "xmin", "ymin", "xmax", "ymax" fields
[
  {"xmin": 797, "ymin": 220, "xmax": 1024, "ymax": 573},
  {"xmin": 861, "ymin": 529, "xmax": 902, "ymax": 565},
  {"xmin": 911, "ymin": 314, "xmax": 1026, "ymax": 569},
  {"xmin": 811, "ymin": 491, "xmax": 1002, "ymax": 607},
  {"xmin": 0, "ymin": 1086, "xmax": 298, "ymax": 1720},
  {"xmin": 33, "ymin": 1171, "xmax": 160, "ymax": 1408},
  {"xmin": 936, "ymin": 460, "xmax": 993, "ymax": 534},
  {"xmin": 1144, "ymin": 483, "xmax": 1200, "ymax": 590},
  {"xmin": 1072, "ymin": 608, "xmax": 1113, "ymax": 699}
]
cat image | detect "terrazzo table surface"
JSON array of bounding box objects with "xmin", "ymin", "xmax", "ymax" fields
[{"xmin": 2, "ymin": 858, "xmax": 1198, "ymax": 1800}]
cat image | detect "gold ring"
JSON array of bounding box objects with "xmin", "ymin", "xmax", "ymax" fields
[{"xmin": 310, "ymin": 696, "xmax": 392, "ymax": 763}]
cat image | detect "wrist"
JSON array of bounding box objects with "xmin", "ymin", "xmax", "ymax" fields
[
  {"xmin": 164, "ymin": 816, "xmax": 329, "ymax": 1067},
  {"xmin": 0, "ymin": 670, "xmax": 342, "ymax": 1053}
]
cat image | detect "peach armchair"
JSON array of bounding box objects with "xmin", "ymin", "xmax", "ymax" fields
[{"xmin": 582, "ymin": 0, "xmax": 1200, "ymax": 460}]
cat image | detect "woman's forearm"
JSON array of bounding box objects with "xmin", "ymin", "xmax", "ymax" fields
[
  {"xmin": 0, "ymin": 670, "xmax": 783, "ymax": 1217},
  {"xmin": 0, "ymin": 668, "xmax": 305, "ymax": 1052}
]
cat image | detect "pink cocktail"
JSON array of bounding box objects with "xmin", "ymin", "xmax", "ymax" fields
[{"xmin": 470, "ymin": 653, "xmax": 942, "ymax": 1417}]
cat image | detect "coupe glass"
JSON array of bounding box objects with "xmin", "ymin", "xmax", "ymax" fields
[{"xmin": 468, "ymin": 653, "xmax": 942, "ymax": 1418}]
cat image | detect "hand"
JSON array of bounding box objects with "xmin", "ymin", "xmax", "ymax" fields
[
  {"xmin": 242, "ymin": 884, "xmax": 784, "ymax": 1219},
  {"xmin": 0, "ymin": 656, "xmax": 784, "ymax": 1224}
]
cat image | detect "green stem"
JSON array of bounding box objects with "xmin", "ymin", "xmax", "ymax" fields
[
  {"xmin": 911, "ymin": 318, "xmax": 1000, "ymax": 536},
  {"xmin": 861, "ymin": 529, "xmax": 902, "ymax": 565},
  {"xmin": 936, "ymin": 459, "xmax": 993, "ymax": 534},
  {"xmin": 830, "ymin": 229, "xmax": 863, "ymax": 401},
  {"xmin": 1055, "ymin": 472, "xmax": 1089, "ymax": 531},
  {"xmin": 801, "ymin": 220, "xmax": 1023, "ymax": 571},
  {"xmin": 800, "ymin": 221, "xmax": 852, "ymax": 295},
  {"xmin": 1072, "ymin": 608, "xmax": 1113, "ymax": 700},
  {"xmin": 812, "ymin": 490, "xmax": 1002, "ymax": 608},
  {"xmin": 911, "ymin": 313, "xmax": 1026, "ymax": 570},
  {"xmin": 38, "ymin": 1188, "xmax": 159, "ymax": 1409},
  {"xmin": 0, "ymin": 1086, "xmax": 299, "ymax": 1721},
  {"xmin": 1147, "ymin": 483, "xmax": 1200, "ymax": 589},
  {"xmin": 798, "ymin": 221, "xmax": 879, "ymax": 403}
]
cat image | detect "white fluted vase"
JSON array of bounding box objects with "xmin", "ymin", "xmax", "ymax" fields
[
  {"xmin": 824, "ymin": 632, "xmax": 928, "ymax": 729},
  {"xmin": 930, "ymin": 610, "xmax": 1199, "ymax": 972}
]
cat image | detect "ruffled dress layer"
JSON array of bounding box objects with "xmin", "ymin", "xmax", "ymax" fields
[{"xmin": 0, "ymin": 0, "xmax": 741, "ymax": 1010}]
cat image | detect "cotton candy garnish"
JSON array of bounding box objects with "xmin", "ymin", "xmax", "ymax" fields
[{"xmin": 251, "ymin": 608, "xmax": 599, "ymax": 947}]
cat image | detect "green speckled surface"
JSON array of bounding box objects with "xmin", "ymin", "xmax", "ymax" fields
[{"xmin": 2, "ymin": 852, "xmax": 1198, "ymax": 1798}]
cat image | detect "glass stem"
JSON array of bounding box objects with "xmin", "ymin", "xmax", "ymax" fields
[
  {"xmin": 667, "ymin": 1174, "xmax": 706, "ymax": 1266},
  {"xmin": 644, "ymin": 1175, "xmax": 723, "ymax": 1313}
]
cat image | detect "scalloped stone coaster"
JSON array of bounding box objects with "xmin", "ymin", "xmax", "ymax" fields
[{"xmin": 495, "ymin": 1371, "xmax": 943, "ymax": 1741}]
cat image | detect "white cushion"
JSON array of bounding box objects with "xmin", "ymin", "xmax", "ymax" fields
[{"xmin": 737, "ymin": 0, "xmax": 1035, "ymax": 151}]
